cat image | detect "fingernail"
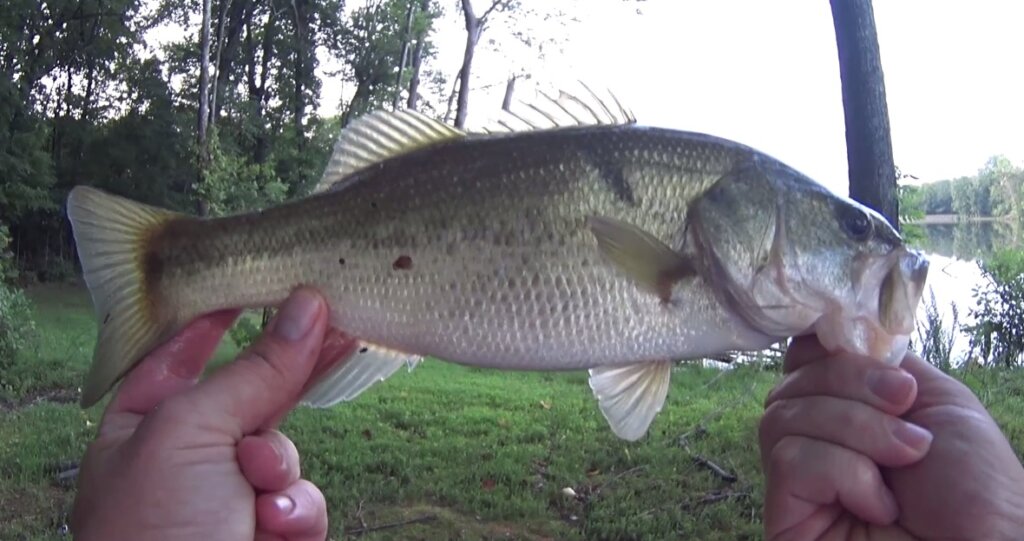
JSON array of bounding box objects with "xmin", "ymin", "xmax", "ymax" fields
[
  {"xmin": 272, "ymin": 494, "xmax": 295, "ymax": 516},
  {"xmin": 273, "ymin": 289, "xmax": 321, "ymax": 342},
  {"xmin": 867, "ymin": 369, "xmax": 914, "ymax": 406},
  {"xmin": 893, "ymin": 420, "xmax": 933, "ymax": 453}
]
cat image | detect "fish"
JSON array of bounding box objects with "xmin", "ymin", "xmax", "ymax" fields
[{"xmin": 66, "ymin": 88, "xmax": 929, "ymax": 441}]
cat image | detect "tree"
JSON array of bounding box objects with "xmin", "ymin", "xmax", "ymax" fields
[
  {"xmin": 453, "ymin": 0, "xmax": 512, "ymax": 128},
  {"xmin": 978, "ymin": 155, "xmax": 1023, "ymax": 219},
  {"xmin": 951, "ymin": 177, "xmax": 978, "ymax": 217},
  {"xmin": 830, "ymin": 0, "xmax": 898, "ymax": 228},
  {"xmin": 405, "ymin": 0, "xmax": 433, "ymax": 110}
]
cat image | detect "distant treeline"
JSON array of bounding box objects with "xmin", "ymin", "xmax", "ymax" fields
[{"xmin": 910, "ymin": 156, "xmax": 1024, "ymax": 218}]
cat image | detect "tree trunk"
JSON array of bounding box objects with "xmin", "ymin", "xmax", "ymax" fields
[
  {"xmin": 199, "ymin": 0, "xmax": 212, "ymax": 146},
  {"xmin": 830, "ymin": 0, "xmax": 898, "ymax": 229},
  {"xmin": 455, "ymin": 0, "xmax": 483, "ymax": 128},
  {"xmin": 501, "ymin": 74, "xmax": 516, "ymax": 111},
  {"xmin": 393, "ymin": 0, "xmax": 417, "ymax": 110},
  {"xmin": 406, "ymin": 0, "xmax": 430, "ymax": 110},
  {"xmin": 197, "ymin": 0, "xmax": 213, "ymax": 216},
  {"xmin": 209, "ymin": 0, "xmax": 233, "ymax": 130},
  {"xmin": 292, "ymin": 0, "xmax": 308, "ymax": 146},
  {"xmin": 214, "ymin": 0, "xmax": 253, "ymax": 121}
]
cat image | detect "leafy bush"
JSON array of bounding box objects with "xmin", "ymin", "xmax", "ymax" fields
[
  {"xmin": 193, "ymin": 129, "xmax": 288, "ymax": 217},
  {"xmin": 898, "ymin": 182, "xmax": 926, "ymax": 245},
  {"xmin": 964, "ymin": 249, "xmax": 1024, "ymax": 367},
  {"xmin": 0, "ymin": 223, "xmax": 36, "ymax": 371}
]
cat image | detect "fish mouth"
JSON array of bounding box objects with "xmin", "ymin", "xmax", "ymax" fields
[
  {"xmin": 878, "ymin": 248, "xmax": 930, "ymax": 336},
  {"xmin": 810, "ymin": 246, "xmax": 930, "ymax": 366}
]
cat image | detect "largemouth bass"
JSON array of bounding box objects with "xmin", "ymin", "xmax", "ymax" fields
[{"xmin": 67, "ymin": 90, "xmax": 929, "ymax": 440}]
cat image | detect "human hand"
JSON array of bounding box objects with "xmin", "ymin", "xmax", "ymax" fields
[
  {"xmin": 759, "ymin": 335, "xmax": 1024, "ymax": 540},
  {"xmin": 70, "ymin": 288, "xmax": 357, "ymax": 541}
]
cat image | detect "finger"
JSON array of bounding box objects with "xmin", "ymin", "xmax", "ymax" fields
[
  {"xmin": 181, "ymin": 288, "xmax": 328, "ymax": 438},
  {"xmin": 256, "ymin": 479, "xmax": 328, "ymax": 541},
  {"xmin": 766, "ymin": 353, "xmax": 918, "ymax": 415},
  {"xmin": 304, "ymin": 326, "xmax": 359, "ymax": 395},
  {"xmin": 238, "ymin": 430, "xmax": 301, "ymax": 492},
  {"xmin": 760, "ymin": 396, "xmax": 933, "ymax": 468},
  {"xmin": 782, "ymin": 334, "xmax": 831, "ymax": 373},
  {"xmin": 105, "ymin": 309, "xmax": 241, "ymax": 418},
  {"xmin": 899, "ymin": 351, "xmax": 987, "ymax": 413},
  {"xmin": 764, "ymin": 436, "xmax": 899, "ymax": 538},
  {"xmin": 262, "ymin": 326, "xmax": 360, "ymax": 430}
]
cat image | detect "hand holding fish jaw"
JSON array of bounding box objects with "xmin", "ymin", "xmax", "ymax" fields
[
  {"xmin": 760, "ymin": 335, "xmax": 1024, "ymax": 541},
  {"xmin": 71, "ymin": 288, "xmax": 356, "ymax": 541}
]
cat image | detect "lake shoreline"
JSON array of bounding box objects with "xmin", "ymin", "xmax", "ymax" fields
[{"xmin": 913, "ymin": 214, "xmax": 1009, "ymax": 225}]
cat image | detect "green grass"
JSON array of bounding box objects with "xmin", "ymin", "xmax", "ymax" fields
[{"xmin": 3, "ymin": 284, "xmax": 1024, "ymax": 540}]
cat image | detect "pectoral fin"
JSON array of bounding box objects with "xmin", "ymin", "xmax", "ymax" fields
[
  {"xmin": 587, "ymin": 216, "xmax": 696, "ymax": 302},
  {"xmin": 588, "ymin": 361, "xmax": 673, "ymax": 441}
]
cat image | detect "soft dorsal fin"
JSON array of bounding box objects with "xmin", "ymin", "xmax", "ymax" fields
[
  {"xmin": 313, "ymin": 109, "xmax": 464, "ymax": 194},
  {"xmin": 473, "ymin": 82, "xmax": 637, "ymax": 134}
]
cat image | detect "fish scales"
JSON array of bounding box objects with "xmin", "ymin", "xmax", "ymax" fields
[{"xmin": 153, "ymin": 126, "xmax": 765, "ymax": 371}]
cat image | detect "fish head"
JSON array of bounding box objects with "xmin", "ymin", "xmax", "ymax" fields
[{"xmin": 688, "ymin": 159, "xmax": 929, "ymax": 365}]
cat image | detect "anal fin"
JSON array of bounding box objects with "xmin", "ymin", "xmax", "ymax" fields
[
  {"xmin": 300, "ymin": 341, "xmax": 422, "ymax": 408},
  {"xmin": 588, "ymin": 361, "xmax": 673, "ymax": 441}
]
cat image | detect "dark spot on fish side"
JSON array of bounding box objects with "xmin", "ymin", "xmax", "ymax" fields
[
  {"xmin": 583, "ymin": 148, "xmax": 635, "ymax": 205},
  {"xmin": 338, "ymin": 257, "xmax": 346, "ymax": 265},
  {"xmin": 393, "ymin": 255, "xmax": 413, "ymax": 270},
  {"xmin": 370, "ymin": 201, "xmax": 379, "ymax": 210},
  {"xmin": 359, "ymin": 347, "xmax": 369, "ymax": 354}
]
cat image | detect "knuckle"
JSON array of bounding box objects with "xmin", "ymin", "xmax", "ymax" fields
[
  {"xmin": 768, "ymin": 435, "xmax": 805, "ymax": 473},
  {"xmin": 759, "ymin": 399, "xmax": 801, "ymax": 450},
  {"xmin": 237, "ymin": 342, "xmax": 295, "ymax": 392},
  {"xmin": 847, "ymin": 453, "xmax": 880, "ymax": 488}
]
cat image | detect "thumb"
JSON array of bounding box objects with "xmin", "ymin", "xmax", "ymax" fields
[{"xmin": 184, "ymin": 287, "xmax": 329, "ymax": 437}]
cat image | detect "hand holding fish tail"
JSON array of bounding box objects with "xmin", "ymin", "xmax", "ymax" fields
[
  {"xmin": 760, "ymin": 335, "xmax": 1024, "ymax": 541},
  {"xmin": 71, "ymin": 288, "xmax": 354, "ymax": 541}
]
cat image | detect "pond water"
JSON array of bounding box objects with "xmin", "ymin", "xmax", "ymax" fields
[{"xmin": 913, "ymin": 220, "xmax": 1022, "ymax": 362}]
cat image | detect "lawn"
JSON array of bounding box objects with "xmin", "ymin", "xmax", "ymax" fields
[{"xmin": 2, "ymin": 284, "xmax": 1024, "ymax": 540}]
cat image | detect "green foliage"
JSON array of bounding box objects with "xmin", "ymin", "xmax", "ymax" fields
[
  {"xmin": 917, "ymin": 156, "xmax": 1024, "ymax": 219},
  {"xmin": 964, "ymin": 249, "xmax": 1024, "ymax": 367},
  {"xmin": 0, "ymin": 224, "xmax": 37, "ymax": 374},
  {"xmin": 897, "ymin": 183, "xmax": 926, "ymax": 244},
  {"xmin": 194, "ymin": 129, "xmax": 288, "ymax": 216},
  {"xmin": 914, "ymin": 289, "xmax": 958, "ymax": 371},
  {"xmin": 0, "ymin": 79, "xmax": 56, "ymax": 220}
]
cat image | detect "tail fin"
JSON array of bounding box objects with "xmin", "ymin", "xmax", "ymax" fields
[{"xmin": 67, "ymin": 186, "xmax": 181, "ymax": 408}]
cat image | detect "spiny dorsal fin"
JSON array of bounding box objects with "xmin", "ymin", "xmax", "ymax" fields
[
  {"xmin": 313, "ymin": 109, "xmax": 464, "ymax": 194},
  {"xmin": 473, "ymin": 82, "xmax": 637, "ymax": 134}
]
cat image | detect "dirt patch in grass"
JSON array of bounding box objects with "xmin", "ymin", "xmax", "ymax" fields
[
  {"xmin": 338, "ymin": 503, "xmax": 568, "ymax": 540},
  {"xmin": 0, "ymin": 484, "xmax": 74, "ymax": 540},
  {"xmin": 0, "ymin": 387, "xmax": 79, "ymax": 412}
]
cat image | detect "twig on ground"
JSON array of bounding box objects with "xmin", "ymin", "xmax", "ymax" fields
[
  {"xmin": 344, "ymin": 514, "xmax": 437, "ymax": 536},
  {"xmin": 55, "ymin": 465, "xmax": 80, "ymax": 485},
  {"xmin": 603, "ymin": 465, "xmax": 646, "ymax": 488},
  {"xmin": 693, "ymin": 489, "xmax": 751, "ymax": 507},
  {"xmin": 690, "ymin": 454, "xmax": 737, "ymax": 483},
  {"xmin": 354, "ymin": 499, "xmax": 367, "ymax": 532}
]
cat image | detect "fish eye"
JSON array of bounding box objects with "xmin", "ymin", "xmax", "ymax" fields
[{"xmin": 837, "ymin": 204, "xmax": 873, "ymax": 241}]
